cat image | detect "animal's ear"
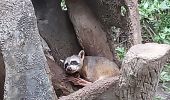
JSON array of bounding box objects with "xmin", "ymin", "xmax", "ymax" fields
[
  {"xmin": 60, "ymin": 59, "xmax": 65, "ymax": 63},
  {"xmin": 78, "ymin": 50, "xmax": 85, "ymax": 60}
]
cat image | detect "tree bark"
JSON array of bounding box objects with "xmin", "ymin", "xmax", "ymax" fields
[
  {"xmin": 40, "ymin": 34, "xmax": 75, "ymax": 97},
  {"xmin": 59, "ymin": 77, "xmax": 119, "ymax": 100},
  {"xmin": 85, "ymin": 0, "xmax": 125, "ymax": 29},
  {"xmin": 85, "ymin": 0, "xmax": 142, "ymax": 48},
  {"xmin": 119, "ymin": 43, "xmax": 169, "ymax": 100},
  {"xmin": 59, "ymin": 43, "xmax": 170, "ymax": 100},
  {"xmin": 66, "ymin": 0, "xmax": 114, "ymax": 61},
  {"xmin": 0, "ymin": 51, "xmax": 5, "ymax": 100},
  {"xmin": 31, "ymin": 0, "xmax": 79, "ymax": 95},
  {"xmin": 124, "ymin": 0, "xmax": 142, "ymax": 45},
  {"xmin": 46, "ymin": 56, "xmax": 74, "ymax": 97},
  {"xmin": 0, "ymin": 0, "xmax": 57, "ymax": 99},
  {"xmin": 31, "ymin": 0, "xmax": 81, "ymax": 65}
]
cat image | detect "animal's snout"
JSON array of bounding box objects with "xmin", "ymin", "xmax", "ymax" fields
[
  {"xmin": 65, "ymin": 65, "xmax": 78, "ymax": 74},
  {"xmin": 66, "ymin": 67, "xmax": 72, "ymax": 72}
]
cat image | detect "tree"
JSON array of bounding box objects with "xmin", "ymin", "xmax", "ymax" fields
[
  {"xmin": 0, "ymin": 51, "xmax": 5, "ymax": 100},
  {"xmin": 0, "ymin": 0, "xmax": 169, "ymax": 99},
  {"xmin": 0, "ymin": 0, "xmax": 56, "ymax": 99}
]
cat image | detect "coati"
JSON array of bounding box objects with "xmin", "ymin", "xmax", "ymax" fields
[{"xmin": 62, "ymin": 50, "xmax": 120, "ymax": 86}]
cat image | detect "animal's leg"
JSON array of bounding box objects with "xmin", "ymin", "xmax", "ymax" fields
[{"xmin": 68, "ymin": 77, "xmax": 92, "ymax": 86}]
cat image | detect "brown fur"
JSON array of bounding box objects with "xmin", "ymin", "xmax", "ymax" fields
[
  {"xmin": 80, "ymin": 56, "xmax": 120, "ymax": 82},
  {"xmin": 63, "ymin": 50, "xmax": 120, "ymax": 83}
]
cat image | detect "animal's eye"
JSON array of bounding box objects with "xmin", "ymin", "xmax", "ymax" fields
[
  {"xmin": 70, "ymin": 61, "xmax": 79, "ymax": 65},
  {"xmin": 64, "ymin": 63, "xmax": 69, "ymax": 68}
]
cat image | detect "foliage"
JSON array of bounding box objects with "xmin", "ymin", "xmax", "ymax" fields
[
  {"xmin": 139, "ymin": 0, "xmax": 170, "ymax": 77},
  {"xmin": 139, "ymin": 0, "xmax": 170, "ymax": 98},
  {"xmin": 115, "ymin": 47, "xmax": 126, "ymax": 61},
  {"xmin": 61, "ymin": 0, "xmax": 67, "ymax": 10},
  {"xmin": 160, "ymin": 64, "xmax": 170, "ymax": 92},
  {"xmin": 154, "ymin": 96, "xmax": 165, "ymax": 100},
  {"xmin": 139, "ymin": 0, "xmax": 170, "ymax": 44},
  {"xmin": 160, "ymin": 64, "xmax": 170, "ymax": 82}
]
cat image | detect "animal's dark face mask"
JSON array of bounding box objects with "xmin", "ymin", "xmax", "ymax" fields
[{"xmin": 64, "ymin": 55, "xmax": 82, "ymax": 74}]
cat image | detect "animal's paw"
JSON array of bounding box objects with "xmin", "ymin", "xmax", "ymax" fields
[{"xmin": 67, "ymin": 77, "xmax": 92, "ymax": 86}]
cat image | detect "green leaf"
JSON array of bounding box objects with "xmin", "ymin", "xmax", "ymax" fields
[
  {"xmin": 143, "ymin": 2, "xmax": 149, "ymax": 9},
  {"xmin": 159, "ymin": 33, "xmax": 166, "ymax": 39},
  {"xmin": 159, "ymin": 0, "xmax": 170, "ymax": 10},
  {"xmin": 164, "ymin": 27, "xmax": 170, "ymax": 33}
]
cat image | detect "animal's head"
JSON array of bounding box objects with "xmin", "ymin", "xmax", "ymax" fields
[{"xmin": 61, "ymin": 50, "xmax": 85, "ymax": 74}]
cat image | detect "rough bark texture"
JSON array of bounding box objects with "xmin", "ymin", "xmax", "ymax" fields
[
  {"xmin": 31, "ymin": 0, "xmax": 79, "ymax": 95},
  {"xmin": 85, "ymin": 0, "xmax": 142, "ymax": 47},
  {"xmin": 0, "ymin": 51, "xmax": 5, "ymax": 100},
  {"xmin": 59, "ymin": 43, "xmax": 170, "ymax": 100},
  {"xmin": 85, "ymin": 0, "xmax": 125, "ymax": 29},
  {"xmin": 124, "ymin": 0, "xmax": 142, "ymax": 45},
  {"xmin": 119, "ymin": 43, "xmax": 170, "ymax": 100},
  {"xmin": 40, "ymin": 35, "xmax": 75, "ymax": 97},
  {"xmin": 85, "ymin": 0, "xmax": 127, "ymax": 53},
  {"xmin": 85, "ymin": 0, "xmax": 125, "ymax": 66},
  {"xmin": 31, "ymin": 0, "xmax": 81, "ymax": 65},
  {"xmin": 41, "ymin": 36, "xmax": 73, "ymax": 97},
  {"xmin": 66, "ymin": 0, "xmax": 114, "ymax": 61},
  {"xmin": 0, "ymin": 0, "xmax": 57, "ymax": 99},
  {"xmin": 46, "ymin": 56, "xmax": 74, "ymax": 97},
  {"xmin": 59, "ymin": 77, "xmax": 119, "ymax": 100}
]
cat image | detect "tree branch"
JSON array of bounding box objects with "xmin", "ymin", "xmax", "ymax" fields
[
  {"xmin": 66, "ymin": 0, "xmax": 114, "ymax": 61},
  {"xmin": 124, "ymin": 0, "xmax": 142, "ymax": 45}
]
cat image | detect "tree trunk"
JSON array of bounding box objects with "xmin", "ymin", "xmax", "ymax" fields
[
  {"xmin": 59, "ymin": 43, "xmax": 170, "ymax": 100},
  {"xmin": 119, "ymin": 43, "xmax": 169, "ymax": 100},
  {"xmin": 124, "ymin": 0, "xmax": 142, "ymax": 45},
  {"xmin": 31, "ymin": 0, "xmax": 80, "ymax": 96},
  {"xmin": 0, "ymin": 0, "xmax": 57, "ymax": 99},
  {"xmin": 85, "ymin": 0, "xmax": 142, "ymax": 48},
  {"xmin": 31, "ymin": 0, "xmax": 81, "ymax": 65},
  {"xmin": 85, "ymin": 0, "xmax": 125, "ymax": 29},
  {"xmin": 46, "ymin": 56, "xmax": 74, "ymax": 97},
  {"xmin": 0, "ymin": 51, "xmax": 5, "ymax": 100},
  {"xmin": 66, "ymin": 0, "xmax": 114, "ymax": 61}
]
